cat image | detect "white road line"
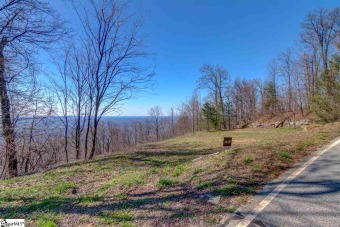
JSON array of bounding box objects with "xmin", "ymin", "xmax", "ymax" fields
[{"xmin": 235, "ymin": 138, "xmax": 340, "ymax": 227}]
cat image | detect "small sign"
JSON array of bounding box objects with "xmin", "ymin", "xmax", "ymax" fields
[{"xmin": 223, "ymin": 137, "xmax": 232, "ymax": 146}]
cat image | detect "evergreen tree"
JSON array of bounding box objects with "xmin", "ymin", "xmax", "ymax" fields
[
  {"xmin": 201, "ymin": 102, "xmax": 219, "ymax": 131},
  {"xmin": 264, "ymin": 81, "xmax": 277, "ymax": 114},
  {"xmin": 311, "ymin": 43, "xmax": 340, "ymax": 122}
]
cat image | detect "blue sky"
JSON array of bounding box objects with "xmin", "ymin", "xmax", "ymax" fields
[{"xmin": 51, "ymin": 0, "xmax": 339, "ymax": 116}]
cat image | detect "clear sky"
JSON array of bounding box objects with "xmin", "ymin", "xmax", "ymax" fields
[{"xmin": 50, "ymin": 0, "xmax": 339, "ymax": 116}]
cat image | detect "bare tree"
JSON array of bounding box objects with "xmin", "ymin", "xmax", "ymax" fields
[
  {"xmin": 49, "ymin": 51, "xmax": 71, "ymax": 163},
  {"xmin": 74, "ymin": 0, "xmax": 154, "ymax": 159},
  {"xmin": 230, "ymin": 78, "xmax": 258, "ymax": 124},
  {"xmin": 185, "ymin": 92, "xmax": 200, "ymax": 134},
  {"xmin": 0, "ymin": 0, "xmax": 65, "ymax": 177},
  {"xmin": 278, "ymin": 48, "xmax": 295, "ymax": 112},
  {"xmin": 266, "ymin": 59, "xmax": 280, "ymax": 113},
  {"xmin": 297, "ymin": 51, "xmax": 320, "ymax": 105},
  {"xmin": 176, "ymin": 104, "xmax": 192, "ymax": 135},
  {"xmin": 292, "ymin": 62, "xmax": 307, "ymax": 116},
  {"xmin": 198, "ymin": 64, "xmax": 229, "ymax": 129},
  {"xmin": 169, "ymin": 107, "xmax": 176, "ymax": 137},
  {"xmin": 148, "ymin": 106, "xmax": 162, "ymax": 141},
  {"xmin": 68, "ymin": 48, "xmax": 89, "ymax": 160},
  {"xmin": 300, "ymin": 8, "xmax": 340, "ymax": 95},
  {"xmin": 51, "ymin": 45, "xmax": 91, "ymax": 161}
]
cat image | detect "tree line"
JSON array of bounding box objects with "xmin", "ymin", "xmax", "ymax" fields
[{"xmin": 196, "ymin": 8, "xmax": 340, "ymax": 131}]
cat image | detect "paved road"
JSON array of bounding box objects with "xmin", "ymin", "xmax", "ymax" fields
[{"xmin": 225, "ymin": 138, "xmax": 340, "ymax": 227}]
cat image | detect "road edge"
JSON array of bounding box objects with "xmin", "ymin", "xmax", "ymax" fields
[{"xmin": 222, "ymin": 136, "xmax": 340, "ymax": 227}]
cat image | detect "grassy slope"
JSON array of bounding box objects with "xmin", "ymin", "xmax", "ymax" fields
[{"xmin": 1, "ymin": 124, "xmax": 340, "ymax": 226}]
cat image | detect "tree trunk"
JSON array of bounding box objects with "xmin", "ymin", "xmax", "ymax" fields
[
  {"xmin": 171, "ymin": 110, "xmax": 175, "ymax": 136},
  {"xmin": 156, "ymin": 118, "xmax": 159, "ymax": 141},
  {"xmin": 64, "ymin": 117, "xmax": 69, "ymax": 163},
  {"xmin": 0, "ymin": 37, "xmax": 17, "ymax": 177},
  {"xmin": 24, "ymin": 154, "xmax": 30, "ymax": 174},
  {"xmin": 89, "ymin": 124, "xmax": 97, "ymax": 159},
  {"xmin": 206, "ymin": 116, "xmax": 209, "ymax": 132},
  {"xmin": 288, "ymin": 74, "xmax": 292, "ymax": 112},
  {"xmin": 192, "ymin": 105, "xmax": 195, "ymax": 134},
  {"xmin": 84, "ymin": 103, "xmax": 93, "ymax": 160},
  {"xmin": 220, "ymin": 95, "xmax": 226, "ymax": 130},
  {"xmin": 84, "ymin": 116, "xmax": 91, "ymax": 160},
  {"xmin": 75, "ymin": 110, "xmax": 81, "ymax": 159},
  {"xmin": 89, "ymin": 110, "xmax": 98, "ymax": 159}
]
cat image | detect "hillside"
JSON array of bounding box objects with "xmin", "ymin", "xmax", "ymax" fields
[{"xmin": 1, "ymin": 124, "xmax": 340, "ymax": 226}]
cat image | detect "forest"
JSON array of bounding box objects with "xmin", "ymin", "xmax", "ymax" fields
[{"xmin": 0, "ymin": 0, "xmax": 339, "ymax": 179}]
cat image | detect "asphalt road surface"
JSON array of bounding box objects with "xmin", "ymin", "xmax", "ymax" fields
[{"xmin": 225, "ymin": 138, "xmax": 340, "ymax": 227}]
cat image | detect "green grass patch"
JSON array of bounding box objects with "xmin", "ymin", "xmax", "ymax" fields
[
  {"xmin": 36, "ymin": 218, "xmax": 58, "ymax": 227},
  {"xmin": 121, "ymin": 222, "xmax": 135, "ymax": 227},
  {"xmin": 226, "ymin": 148, "xmax": 242, "ymax": 156},
  {"xmin": 149, "ymin": 167, "xmax": 159, "ymax": 174},
  {"xmin": 171, "ymin": 212, "xmax": 186, "ymax": 219},
  {"xmin": 251, "ymin": 162, "xmax": 261, "ymax": 170},
  {"xmin": 205, "ymin": 214, "xmax": 221, "ymax": 224},
  {"xmin": 98, "ymin": 171, "xmax": 145, "ymax": 192},
  {"xmin": 34, "ymin": 213, "xmax": 60, "ymax": 227},
  {"xmin": 98, "ymin": 209, "xmax": 133, "ymax": 225},
  {"xmin": 318, "ymin": 133, "xmax": 327, "ymax": 141},
  {"xmin": 226, "ymin": 207, "xmax": 237, "ymax": 213},
  {"xmin": 214, "ymin": 184, "xmax": 255, "ymax": 196},
  {"xmin": 162, "ymin": 165, "xmax": 172, "ymax": 174},
  {"xmin": 111, "ymin": 210, "xmax": 133, "ymax": 223},
  {"xmin": 197, "ymin": 180, "xmax": 213, "ymax": 190},
  {"xmin": 95, "ymin": 162, "xmax": 114, "ymax": 171},
  {"xmin": 191, "ymin": 175, "xmax": 200, "ymax": 182},
  {"xmin": 279, "ymin": 152, "xmax": 291, "ymax": 159},
  {"xmin": 228, "ymin": 177, "xmax": 238, "ymax": 184},
  {"xmin": 157, "ymin": 178, "xmax": 175, "ymax": 188},
  {"xmin": 78, "ymin": 195, "xmax": 101, "ymax": 203},
  {"xmin": 55, "ymin": 182, "xmax": 75, "ymax": 194},
  {"xmin": 114, "ymin": 192, "xmax": 128, "ymax": 200},
  {"xmin": 23, "ymin": 197, "xmax": 71, "ymax": 212},
  {"xmin": 296, "ymin": 142, "xmax": 306, "ymax": 152},
  {"xmin": 193, "ymin": 168, "xmax": 204, "ymax": 175},
  {"xmin": 132, "ymin": 198, "xmax": 151, "ymax": 206},
  {"xmin": 243, "ymin": 156, "xmax": 253, "ymax": 164},
  {"xmin": 172, "ymin": 165, "xmax": 184, "ymax": 177}
]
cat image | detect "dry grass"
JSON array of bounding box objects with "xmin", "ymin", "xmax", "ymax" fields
[{"xmin": 1, "ymin": 124, "xmax": 340, "ymax": 226}]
